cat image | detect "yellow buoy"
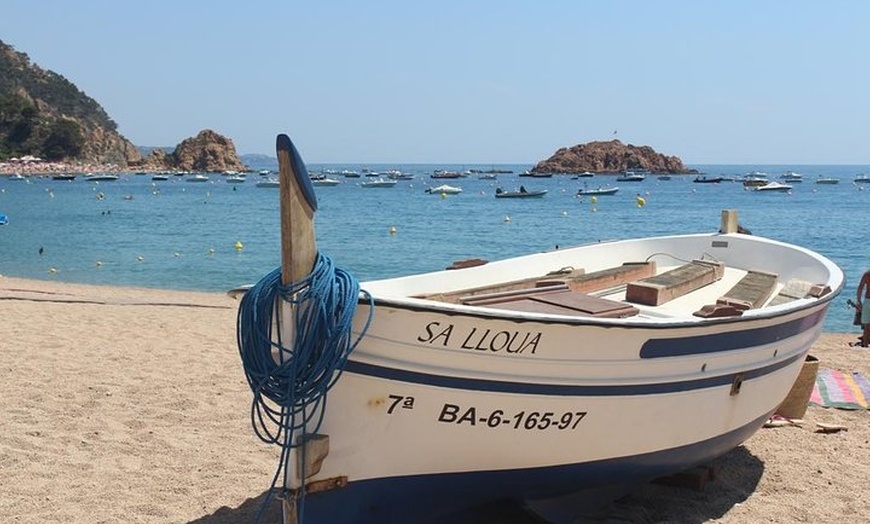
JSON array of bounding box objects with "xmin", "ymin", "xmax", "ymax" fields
[
  {"xmin": 234, "ymin": 241, "xmax": 244, "ymax": 251},
  {"xmin": 590, "ymin": 196, "xmax": 598, "ymax": 204},
  {"xmin": 48, "ymin": 267, "xmax": 57, "ymax": 274},
  {"xmin": 636, "ymin": 196, "xmax": 646, "ymax": 207}
]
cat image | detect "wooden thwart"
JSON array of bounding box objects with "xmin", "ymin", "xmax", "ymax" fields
[
  {"xmin": 478, "ymin": 290, "xmax": 639, "ymax": 318},
  {"xmin": 428, "ymin": 262, "xmax": 655, "ymax": 304},
  {"xmin": 717, "ymin": 270, "xmax": 778, "ymax": 310},
  {"xmin": 626, "ymin": 260, "xmax": 724, "ymax": 306},
  {"xmin": 768, "ymin": 279, "xmax": 832, "ymax": 307}
]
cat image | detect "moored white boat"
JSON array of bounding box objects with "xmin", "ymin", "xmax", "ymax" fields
[
  {"xmin": 84, "ymin": 173, "xmax": 120, "ymax": 182},
  {"xmin": 360, "ymin": 178, "xmax": 398, "ymax": 188},
  {"xmin": 495, "ymin": 186, "xmax": 547, "ymax": 198},
  {"xmin": 753, "ymin": 181, "xmax": 793, "ymax": 192},
  {"xmin": 311, "ymin": 177, "xmax": 341, "ymax": 186},
  {"xmin": 815, "ymin": 176, "xmax": 840, "ymax": 185},
  {"xmin": 425, "ymin": 184, "xmax": 462, "ymax": 195},
  {"xmin": 576, "ymin": 186, "xmax": 619, "ymax": 196},
  {"xmin": 236, "ymin": 135, "xmax": 844, "ymax": 524},
  {"xmin": 616, "ymin": 172, "xmax": 646, "ymax": 182},
  {"xmin": 256, "ymin": 178, "xmax": 280, "ymax": 188},
  {"xmin": 185, "ymin": 173, "xmax": 210, "ymax": 183}
]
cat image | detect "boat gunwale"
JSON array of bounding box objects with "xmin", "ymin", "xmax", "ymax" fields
[{"xmin": 356, "ymin": 232, "xmax": 844, "ymax": 330}]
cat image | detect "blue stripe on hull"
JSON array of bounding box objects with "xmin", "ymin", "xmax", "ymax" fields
[
  {"xmin": 344, "ymin": 351, "xmax": 803, "ymax": 396},
  {"xmin": 640, "ymin": 309, "xmax": 825, "ymax": 358},
  {"xmin": 297, "ymin": 411, "xmax": 772, "ymax": 524}
]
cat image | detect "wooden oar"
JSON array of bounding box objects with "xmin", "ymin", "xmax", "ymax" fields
[{"xmin": 277, "ymin": 133, "xmax": 318, "ymax": 285}]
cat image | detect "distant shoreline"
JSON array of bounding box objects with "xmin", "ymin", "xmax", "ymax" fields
[{"xmin": 0, "ymin": 159, "xmax": 125, "ymax": 175}]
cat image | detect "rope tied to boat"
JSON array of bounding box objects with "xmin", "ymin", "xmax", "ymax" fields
[{"xmin": 237, "ymin": 250, "xmax": 372, "ymax": 522}]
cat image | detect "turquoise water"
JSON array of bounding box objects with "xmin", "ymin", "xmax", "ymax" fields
[{"xmin": 1, "ymin": 164, "xmax": 867, "ymax": 333}]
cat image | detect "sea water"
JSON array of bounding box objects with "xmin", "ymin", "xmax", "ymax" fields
[{"xmin": 0, "ymin": 164, "xmax": 867, "ymax": 333}]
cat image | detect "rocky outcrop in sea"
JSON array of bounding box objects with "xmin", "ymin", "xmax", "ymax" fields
[{"xmin": 531, "ymin": 140, "xmax": 697, "ymax": 174}]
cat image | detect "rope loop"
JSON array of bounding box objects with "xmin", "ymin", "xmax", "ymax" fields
[{"xmin": 237, "ymin": 251, "xmax": 372, "ymax": 522}]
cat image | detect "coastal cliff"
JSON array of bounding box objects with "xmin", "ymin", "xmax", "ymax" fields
[
  {"xmin": 0, "ymin": 39, "xmax": 141, "ymax": 166},
  {"xmin": 532, "ymin": 140, "xmax": 697, "ymax": 174},
  {"xmin": 0, "ymin": 40, "xmax": 247, "ymax": 173}
]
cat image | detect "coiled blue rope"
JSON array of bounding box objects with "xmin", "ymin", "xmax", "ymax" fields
[{"xmin": 237, "ymin": 251, "xmax": 372, "ymax": 522}]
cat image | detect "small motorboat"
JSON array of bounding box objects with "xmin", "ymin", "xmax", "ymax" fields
[
  {"xmin": 311, "ymin": 177, "xmax": 341, "ymax": 187},
  {"xmin": 693, "ymin": 176, "xmax": 724, "ymax": 183},
  {"xmin": 361, "ymin": 178, "xmax": 398, "ymax": 188},
  {"xmin": 0, "ymin": 213, "xmax": 8, "ymax": 225},
  {"xmin": 494, "ymin": 186, "xmax": 547, "ymax": 198},
  {"xmin": 753, "ymin": 181, "xmax": 793, "ymax": 192},
  {"xmin": 815, "ymin": 177, "xmax": 840, "ymax": 185},
  {"xmin": 425, "ymin": 184, "xmax": 462, "ymax": 195},
  {"xmin": 256, "ymin": 178, "xmax": 280, "ymax": 188},
  {"xmin": 577, "ymin": 186, "xmax": 619, "ymax": 196},
  {"xmin": 615, "ymin": 172, "xmax": 646, "ymax": 182}
]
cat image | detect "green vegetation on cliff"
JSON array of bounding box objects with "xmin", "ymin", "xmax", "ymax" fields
[{"xmin": 0, "ymin": 39, "xmax": 135, "ymax": 164}]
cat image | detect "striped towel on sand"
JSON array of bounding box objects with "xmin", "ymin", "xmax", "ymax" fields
[{"xmin": 810, "ymin": 368, "xmax": 870, "ymax": 410}]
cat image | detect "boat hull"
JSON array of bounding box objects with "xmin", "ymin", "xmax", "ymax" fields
[
  {"xmin": 265, "ymin": 232, "xmax": 841, "ymax": 523},
  {"xmin": 284, "ymin": 304, "xmax": 827, "ymax": 523}
]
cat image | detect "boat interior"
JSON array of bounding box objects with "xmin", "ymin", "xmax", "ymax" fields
[{"xmin": 419, "ymin": 258, "xmax": 832, "ymax": 321}]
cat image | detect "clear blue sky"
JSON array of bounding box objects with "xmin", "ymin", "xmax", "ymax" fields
[{"xmin": 2, "ymin": 1, "xmax": 868, "ymax": 164}]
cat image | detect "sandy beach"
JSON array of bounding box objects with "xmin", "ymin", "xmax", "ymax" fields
[{"xmin": 1, "ymin": 276, "xmax": 868, "ymax": 524}]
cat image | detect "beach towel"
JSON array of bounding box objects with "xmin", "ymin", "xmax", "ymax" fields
[{"xmin": 810, "ymin": 368, "xmax": 870, "ymax": 410}]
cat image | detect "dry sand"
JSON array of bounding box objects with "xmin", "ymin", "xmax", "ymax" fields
[{"xmin": 0, "ymin": 277, "xmax": 867, "ymax": 524}]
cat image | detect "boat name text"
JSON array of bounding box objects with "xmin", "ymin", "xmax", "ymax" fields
[{"xmin": 417, "ymin": 322, "xmax": 541, "ymax": 354}]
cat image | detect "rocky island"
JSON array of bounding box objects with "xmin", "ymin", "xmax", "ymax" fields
[{"xmin": 532, "ymin": 139, "xmax": 697, "ymax": 175}]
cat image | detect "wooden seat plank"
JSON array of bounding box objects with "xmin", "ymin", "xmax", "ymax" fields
[
  {"xmin": 716, "ymin": 270, "xmax": 777, "ymax": 310},
  {"xmin": 625, "ymin": 260, "xmax": 725, "ymax": 306}
]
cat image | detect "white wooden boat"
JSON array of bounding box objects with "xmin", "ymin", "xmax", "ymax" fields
[{"xmin": 236, "ymin": 135, "xmax": 843, "ymax": 524}]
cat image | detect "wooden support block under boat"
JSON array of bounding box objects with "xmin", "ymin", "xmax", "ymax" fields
[
  {"xmin": 475, "ymin": 289, "xmax": 639, "ymax": 318},
  {"xmin": 715, "ymin": 269, "xmax": 778, "ymax": 311},
  {"xmin": 625, "ymin": 260, "xmax": 725, "ymax": 306}
]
